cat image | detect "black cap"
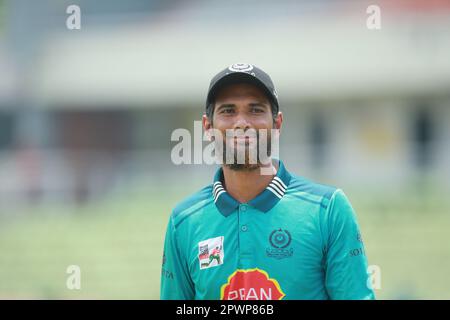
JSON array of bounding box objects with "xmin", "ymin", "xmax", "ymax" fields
[{"xmin": 206, "ymin": 63, "xmax": 279, "ymax": 114}]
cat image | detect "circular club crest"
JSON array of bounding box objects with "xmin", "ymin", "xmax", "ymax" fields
[
  {"xmin": 269, "ymin": 229, "xmax": 292, "ymax": 249},
  {"xmin": 228, "ymin": 63, "xmax": 253, "ymax": 72}
]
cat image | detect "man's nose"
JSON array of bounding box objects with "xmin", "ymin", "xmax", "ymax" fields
[{"xmin": 233, "ymin": 112, "xmax": 251, "ymax": 130}]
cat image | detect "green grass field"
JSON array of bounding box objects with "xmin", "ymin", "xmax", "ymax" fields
[{"xmin": 1, "ymin": 187, "xmax": 449, "ymax": 299}]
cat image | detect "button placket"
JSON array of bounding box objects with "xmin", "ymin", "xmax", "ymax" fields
[{"xmin": 238, "ymin": 204, "xmax": 252, "ymax": 258}]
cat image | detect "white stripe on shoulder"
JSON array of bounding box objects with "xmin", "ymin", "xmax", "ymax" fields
[
  {"xmin": 273, "ymin": 176, "xmax": 287, "ymax": 189},
  {"xmin": 214, "ymin": 190, "xmax": 226, "ymax": 202},
  {"xmin": 271, "ymin": 178, "xmax": 286, "ymax": 192},
  {"xmin": 269, "ymin": 182, "xmax": 285, "ymax": 196},
  {"xmin": 213, "ymin": 183, "xmax": 224, "ymax": 193},
  {"xmin": 214, "ymin": 186, "xmax": 224, "ymax": 198},
  {"xmin": 267, "ymin": 186, "xmax": 283, "ymax": 199}
]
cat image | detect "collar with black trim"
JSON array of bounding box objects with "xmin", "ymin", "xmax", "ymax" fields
[{"xmin": 212, "ymin": 159, "xmax": 292, "ymax": 216}]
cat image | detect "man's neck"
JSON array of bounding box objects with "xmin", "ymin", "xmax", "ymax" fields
[{"xmin": 222, "ymin": 160, "xmax": 277, "ymax": 203}]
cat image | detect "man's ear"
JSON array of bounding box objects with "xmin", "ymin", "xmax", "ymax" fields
[
  {"xmin": 274, "ymin": 111, "xmax": 283, "ymax": 132},
  {"xmin": 202, "ymin": 114, "xmax": 213, "ymax": 140},
  {"xmin": 203, "ymin": 114, "xmax": 212, "ymax": 130}
]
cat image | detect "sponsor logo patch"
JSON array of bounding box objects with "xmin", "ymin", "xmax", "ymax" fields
[
  {"xmin": 198, "ymin": 236, "xmax": 224, "ymax": 270},
  {"xmin": 221, "ymin": 268, "xmax": 285, "ymax": 300}
]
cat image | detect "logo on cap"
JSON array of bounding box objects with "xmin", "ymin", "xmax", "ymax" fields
[{"xmin": 228, "ymin": 63, "xmax": 253, "ymax": 73}]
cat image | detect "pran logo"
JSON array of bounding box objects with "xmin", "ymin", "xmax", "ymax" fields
[{"xmin": 220, "ymin": 268, "xmax": 285, "ymax": 300}]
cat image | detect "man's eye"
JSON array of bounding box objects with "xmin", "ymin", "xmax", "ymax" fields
[
  {"xmin": 251, "ymin": 107, "xmax": 264, "ymax": 113},
  {"xmin": 222, "ymin": 109, "xmax": 234, "ymax": 114}
]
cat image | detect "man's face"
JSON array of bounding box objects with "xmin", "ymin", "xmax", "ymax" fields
[{"xmin": 203, "ymin": 82, "xmax": 283, "ymax": 171}]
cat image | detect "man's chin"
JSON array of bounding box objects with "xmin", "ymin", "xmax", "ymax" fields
[{"xmin": 225, "ymin": 162, "xmax": 260, "ymax": 172}]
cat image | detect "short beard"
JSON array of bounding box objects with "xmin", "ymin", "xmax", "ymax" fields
[
  {"xmin": 219, "ymin": 130, "xmax": 272, "ymax": 172},
  {"xmin": 226, "ymin": 155, "xmax": 260, "ymax": 172}
]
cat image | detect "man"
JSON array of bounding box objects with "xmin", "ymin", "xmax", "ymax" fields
[
  {"xmin": 208, "ymin": 246, "xmax": 222, "ymax": 266},
  {"xmin": 160, "ymin": 63, "xmax": 375, "ymax": 300}
]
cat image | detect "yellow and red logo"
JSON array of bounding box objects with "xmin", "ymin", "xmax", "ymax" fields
[{"xmin": 220, "ymin": 268, "xmax": 285, "ymax": 300}]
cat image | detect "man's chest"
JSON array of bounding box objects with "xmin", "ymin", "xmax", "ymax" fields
[{"xmin": 185, "ymin": 212, "xmax": 326, "ymax": 299}]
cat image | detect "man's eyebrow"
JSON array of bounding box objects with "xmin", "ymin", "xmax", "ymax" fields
[
  {"xmin": 216, "ymin": 103, "xmax": 236, "ymax": 111},
  {"xmin": 248, "ymin": 102, "xmax": 269, "ymax": 108}
]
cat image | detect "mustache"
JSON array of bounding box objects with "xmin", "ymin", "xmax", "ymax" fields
[
  {"xmin": 216, "ymin": 130, "xmax": 273, "ymax": 165},
  {"xmin": 225, "ymin": 129, "xmax": 259, "ymax": 139}
]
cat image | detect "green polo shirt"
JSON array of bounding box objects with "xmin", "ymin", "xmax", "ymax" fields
[{"xmin": 160, "ymin": 160, "xmax": 375, "ymax": 300}]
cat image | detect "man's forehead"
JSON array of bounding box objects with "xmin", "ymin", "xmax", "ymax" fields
[{"xmin": 214, "ymin": 82, "xmax": 270, "ymax": 103}]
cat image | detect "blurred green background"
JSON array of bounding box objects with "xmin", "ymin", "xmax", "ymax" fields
[
  {"xmin": 1, "ymin": 184, "xmax": 449, "ymax": 299},
  {"xmin": 1, "ymin": 0, "xmax": 450, "ymax": 299}
]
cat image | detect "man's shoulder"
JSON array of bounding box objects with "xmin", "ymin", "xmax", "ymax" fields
[
  {"xmin": 287, "ymin": 174, "xmax": 338, "ymax": 202},
  {"xmin": 171, "ymin": 184, "xmax": 214, "ymax": 222}
]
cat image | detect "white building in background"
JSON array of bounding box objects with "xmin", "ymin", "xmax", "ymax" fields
[{"xmin": 0, "ymin": 0, "xmax": 449, "ymax": 205}]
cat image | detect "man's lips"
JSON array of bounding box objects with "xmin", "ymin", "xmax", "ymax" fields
[
  {"xmin": 232, "ymin": 136, "xmax": 256, "ymax": 143},
  {"xmin": 228, "ymin": 137, "xmax": 257, "ymax": 149}
]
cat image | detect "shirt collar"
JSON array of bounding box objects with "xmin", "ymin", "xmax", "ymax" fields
[{"xmin": 212, "ymin": 159, "xmax": 292, "ymax": 217}]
